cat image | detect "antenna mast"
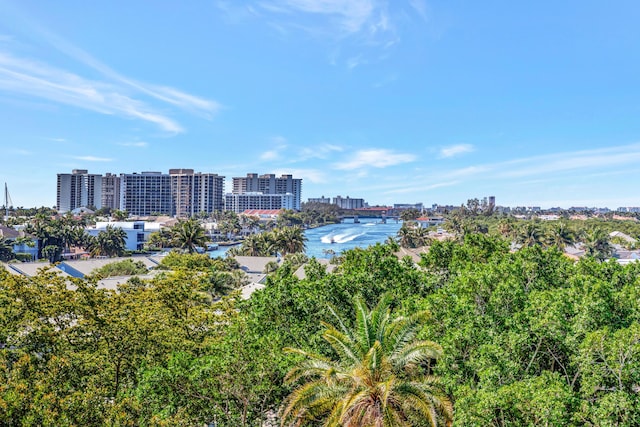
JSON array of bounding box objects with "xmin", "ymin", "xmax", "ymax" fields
[{"xmin": 4, "ymin": 183, "xmax": 12, "ymax": 221}]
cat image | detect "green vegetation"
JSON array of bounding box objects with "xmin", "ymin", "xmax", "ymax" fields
[
  {"xmin": 229, "ymin": 226, "xmax": 307, "ymax": 257},
  {"xmin": 87, "ymin": 259, "xmax": 149, "ymax": 279},
  {"xmin": 2, "ymin": 233, "xmax": 640, "ymax": 425},
  {"xmin": 281, "ymin": 295, "xmax": 452, "ymax": 427}
]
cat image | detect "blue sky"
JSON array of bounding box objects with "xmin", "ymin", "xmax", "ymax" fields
[{"xmin": 1, "ymin": 1, "xmax": 640, "ymax": 209}]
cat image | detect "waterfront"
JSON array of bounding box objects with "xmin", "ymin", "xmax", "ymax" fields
[{"xmin": 208, "ymin": 218, "xmax": 403, "ymax": 259}]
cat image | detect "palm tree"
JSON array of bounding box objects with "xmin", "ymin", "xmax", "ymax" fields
[
  {"xmin": 0, "ymin": 237, "xmax": 14, "ymax": 261},
  {"xmin": 171, "ymin": 219, "xmax": 207, "ymax": 253},
  {"xmin": 89, "ymin": 225, "xmax": 127, "ymax": 257},
  {"xmin": 146, "ymin": 228, "xmax": 173, "ymax": 250},
  {"xmin": 281, "ymin": 295, "xmax": 453, "ymax": 427},
  {"xmin": 582, "ymin": 227, "xmax": 613, "ymax": 261},
  {"xmin": 274, "ymin": 226, "xmax": 307, "ymax": 256},
  {"xmin": 516, "ymin": 222, "xmax": 545, "ymax": 247},
  {"xmin": 546, "ymin": 221, "xmax": 575, "ymax": 250}
]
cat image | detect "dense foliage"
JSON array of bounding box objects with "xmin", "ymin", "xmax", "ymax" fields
[{"xmin": 1, "ymin": 234, "xmax": 640, "ymax": 425}]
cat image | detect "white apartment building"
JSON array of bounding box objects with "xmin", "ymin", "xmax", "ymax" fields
[
  {"xmin": 333, "ymin": 195, "xmax": 365, "ymax": 210},
  {"xmin": 86, "ymin": 221, "xmax": 162, "ymax": 251},
  {"xmin": 101, "ymin": 173, "xmax": 121, "ymax": 211},
  {"xmin": 57, "ymin": 168, "xmax": 226, "ymax": 217},
  {"xmin": 232, "ymin": 173, "xmax": 302, "ymax": 210},
  {"xmin": 119, "ymin": 172, "xmax": 173, "ymax": 216},
  {"xmin": 225, "ymin": 192, "xmax": 295, "ymax": 213},
  {"xmin": 307, "ymin": 196, "xmax": 332, "ymax": 204},
  {"xmin": 57, "ymin": 169, "xmax": 103, "ymax": 213},
  {"xmin": 169, "ymin": 169, "xmax": 225, "ymax": 217}
]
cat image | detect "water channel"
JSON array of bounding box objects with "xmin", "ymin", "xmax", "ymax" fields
[{"xmin": 208, "ymin": 218, "xmax": 403, "ymax": 259}]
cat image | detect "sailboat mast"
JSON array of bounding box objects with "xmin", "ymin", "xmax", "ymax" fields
[{"xmin": 4, "ymin": 183, "xmax": 9, "ymax": 221}]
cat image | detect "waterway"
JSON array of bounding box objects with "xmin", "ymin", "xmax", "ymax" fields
[{"xmin": 208, "ymin": 218, "xmax": 403, "ymax": 259}]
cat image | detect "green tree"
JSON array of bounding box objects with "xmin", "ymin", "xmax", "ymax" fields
[
  {"xmin": 546, "ymin": 220, "xmax": 575, "ymax": 250},
  {"xmin": 281, "ymin": 295, "xmax": 453, "ymax": 427},
  {"xmin": 172, "ymin": 219, "xmax": 207, "ymax": 253},
  {"xmin": 0, "ymin": 237, "xmax": 14, "ymax": 261},
  {"xmin": 582, "ymin": 227, "xmax": 614, "ymax": 261},
  {"xmin": 89, "ymin": 225, "xmax": 127, "ymax": 257},
  {"xmin": 273, "ymin": 226, "xmax": 307, "ymax": 256}
]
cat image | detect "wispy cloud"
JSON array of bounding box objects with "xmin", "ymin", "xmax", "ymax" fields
[
  {"xmin": 257, "ymin": 0, "xmax": 409, "ymax": 68},
  {"xmin": 264, "ymin": 0, "xmax": 376, "ymax": 34},
  {"xmin": 274, "ymin": 168, "xmax": 327, "ymax": 183},
  {"xmin": 382, "ymin": 181, "xmax": 458, "ymax": 195},
  {"xmin": 439, "ymin": 143, "xmax": 475, "ymax": 158},
  {"xmin": 408, "ymin": 0, "xmax": 429, "ymax": 22},
  {"xmin": 497, "ymin": 144, "xmax": 640, "ymax": 178},
  {"xmin": 260, "ymin": 135, "xmax": 289, "ymax": 160},
  {"xmin": 0, "ymin": 52, "xmax": 184, "ymax": 133},
  {"xmin": 423, "ymin": 143, "xmax": 640, "ymax": 186},
  {"xmin": 0, "ymin": 15, "xmax": 221, "ymax": 133},
  {"xmin": 73, "ymin": 156, "xmax": 113, "ymax": 162},
  {"xmin": 117, "ymin": 141, "xmax": 148, "ymax": 148},
  {"xmin": 334, "ymin": 149, "xmax": 416, "ymax": 170},
  {"xmin": 296, "ymin": 143, "xmax": 344, "ymax": 161}
]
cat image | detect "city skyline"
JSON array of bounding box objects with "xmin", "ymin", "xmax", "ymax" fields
[{"xmin": 1, "ymin": 1, "xmax": 640, "ymax": 209}]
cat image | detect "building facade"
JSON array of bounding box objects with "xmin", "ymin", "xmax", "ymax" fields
[
  {"xmin": 86, "ymin": 221, "xmax": 161, "ymax": 251},
  {"xmin": 57, "ymin": 169, "xmax": 103, "ymax": 213},
  {"xmin": 333, "ymin": 196, "xmax": 365, "ymax": 210},
  {"xmin": 307, "ymin": 196, "xmax": 332, "ymax": 204},
  {"xmin": 232, "ymin": 173, "xmax": 302, "ymax": 210},
  {"xmin": 225, "ymin": 192, "xmax": 295, "ymax": 213},
  {"xmin": 169, "ymin": 169, "xmax": 225, "ymax": 217},
  {"xmin": 101, "ymin": 173, "xmax": 121, "ymax": 211},
  {"xmin": 119, "ymin": 172, "xmax": 173, "ymax": 216}
]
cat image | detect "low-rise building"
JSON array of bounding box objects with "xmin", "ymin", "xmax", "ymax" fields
[{"xmin": 86, "ymin": 221, "xmax": 162, "ymax": 251}]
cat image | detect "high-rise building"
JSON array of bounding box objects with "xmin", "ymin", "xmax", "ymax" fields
[
  {"xmin": 333, "ymin": 196, "xmax": 365, "ymax": 210},
  {"xmin": 307, "ymin": 196, "xmax": 332, "ymax": 204},
  {"xmin": 56, "ymin": 169, "xmax": 102, "ymax": 212},
  {"xmin": 231, "ymin": 173, "xmax": 302, "ymax": 210},
  {"xmin": 225, "ymin": 192, "xmax": 295, "ymax": 213},
  {"xmin": 169, "ymin": 169, "xmax": 225, "ymax": 217},
  {"xmin": 101, "ymin": 173, "xmax": 121, "ymax": 211},
  {"xmin": 57, "ymin": 168, "xmax": 226, "ymax": 217},
  {"xmin": 119, "ymin": 172, "xmax": 173, "ymax": 216}
]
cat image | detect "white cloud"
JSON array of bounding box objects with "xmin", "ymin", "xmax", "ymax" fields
[
  {"xmin": 334, "ymin": 149, "xmax": 416, "ymax": 170},
  {"xmin": 296, "ymin": 143, "xmax": 343, "ymax": 161},
  {"xmin": 439, "ymin": 143, "xmax": 475, "ymax": 158},
  {"xmin": 261, "ymin": 150, "xmax": 280, "ymax": 160},
  {"xmin": 274, "ymin": 168, "xmax": 327, "ymax": 183},
  {"xmin": 270, "ymin": 0, "xmax": 375, "ymax": 34},
  {"xmin": 0, "ymin": 20, "xmax": 221, "ymax": 133},
  {"xmin": 73, "ymin": 156, "xmax": 113, "ymax": 162},
  {"xmin": 260, "ymin": 135, "xmax": 288, "ymax": 160},
  {"xmin": 408, "ymin": 0, "xmax": 429, "ymax": 22},
  {"xmin": 117, "ymin": 141, "xmax": 148, "ymax": 148},
  {"xmin": 0, "ymin": 52, "xmax": 184, "ymax": 133}
]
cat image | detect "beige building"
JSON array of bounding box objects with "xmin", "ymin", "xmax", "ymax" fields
[{"xmin": 231, "ymin": 173, "xmax": 302, "ymax": 210}]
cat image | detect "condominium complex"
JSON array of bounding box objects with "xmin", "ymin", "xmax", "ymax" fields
[
  {"xmin": 101, "ymin": 173, "xmax": 121, "ymax": 211},
  {"xmin": 169, "ymin": 169, "xmax": 225, "ymax": 217},
  {"xmin": 333, "ymin": 196, "xmax": 365, "ymax": 210},
  {"xmin": 232, "ymin": 173, "xmax": 302, "ymax": 210},
  {"xmin": 56, "ymin": 169, "xmax": 103, "ymax": 213},
  {"xmin": 119, "ymin": 172, "xmax": 173, "ymax": 216},
  {"xmin": 306, "ymin": 195, "xmax": 368, "ymax": 210},
  {"xmin": 225, "ymin": 192, "xmax": 295, "ymax": 213},
  {"xmin": 57, "ymin": 169, "xmax": 226, "ymax": 217},
  {"xmin": 307, "ymin": 196, "xmax": 332, "ymax": 204}
]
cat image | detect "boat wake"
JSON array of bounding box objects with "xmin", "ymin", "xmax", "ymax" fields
[{"xmin": 321, "ymin": 230, "xmax": 365, "ymax": 244}]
